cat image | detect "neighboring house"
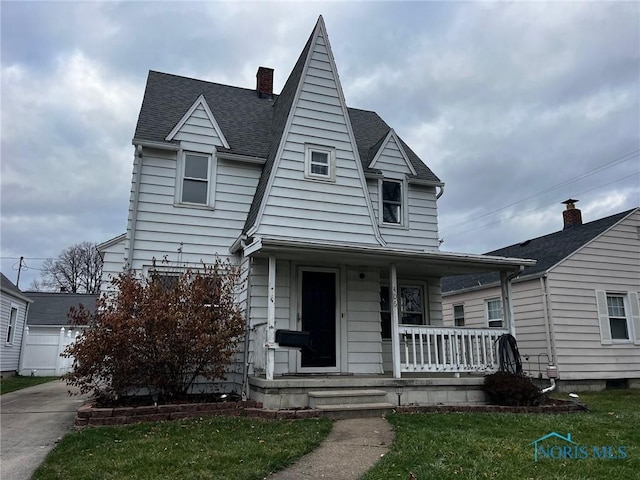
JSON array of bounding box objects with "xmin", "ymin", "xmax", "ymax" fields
[
  {"xmin": 442, "ymin": 202, "xmax": 640, "ymax": 391},
  {"xmin": 100, "ymin": 16, "xmax": 535, "ymax": 409},
  {"xmin": 1, "ymin": 273, "xmax": 32, "ymax": 376},
  {"xmin": 18, "ymin": 292, "xmax": 97, "ymax": 377}
]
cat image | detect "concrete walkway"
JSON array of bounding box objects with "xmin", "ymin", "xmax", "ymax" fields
[
  {"xmin": 1, "ymin": 380, "xmax": 90, "ymax": 480},
  {"xmin": 267, "ymin": 416, "xmax": 394, "ymax": 479}
]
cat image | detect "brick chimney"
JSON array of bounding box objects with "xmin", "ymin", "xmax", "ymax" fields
[
  {"xmin": 256, "ymin": 67, "xmax": 274, "ymax": 99},
  {"xmin": 562, "ymin": 199, "xmax": 582, "ymax": 229}
]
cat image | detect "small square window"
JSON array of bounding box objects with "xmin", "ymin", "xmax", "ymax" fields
[{"xmin": 305, "ymin": 145, "xmax": 335, "ymax": 181}]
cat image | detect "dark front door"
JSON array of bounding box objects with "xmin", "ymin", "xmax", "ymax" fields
[{"xmin": 301, "ymin": 270, "xmax": 336, "ymax": 368}]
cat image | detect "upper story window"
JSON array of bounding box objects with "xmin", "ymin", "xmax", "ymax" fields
[
  {"xmin": 176, "ymin": 151, "xmax": 216, "ymax": 207},
  {"xmin": 381, "ymin": 180, "xmax": 404, "ymax": 225},
  {"xmin": 485, "ymin": 298, "xmax": 503, "ymax": 328},
  {"xmin": 305, "ymin": 144, "xmax": 335, "ymax": 182},
  {"xmin": 6, "ymin": 306, "xmax": 18, "ymax": 344},
  {"xmin": 454, "ymin": 304, "xmax": 465, "ymax": 327}
]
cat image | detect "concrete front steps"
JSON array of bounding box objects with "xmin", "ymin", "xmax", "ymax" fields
[{"xmin": 308, "ymin": 389, "xmax": 394, "ymax": 419}]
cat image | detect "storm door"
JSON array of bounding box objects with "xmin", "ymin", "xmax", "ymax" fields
[{"xmin": 300, "ymin": 269, "xmax": 337, "ymax": 368}]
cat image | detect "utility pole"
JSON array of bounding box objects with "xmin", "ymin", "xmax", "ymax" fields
[{"xmin": 16, "ymin": 256, "xmax": 24, "ymax": 288}]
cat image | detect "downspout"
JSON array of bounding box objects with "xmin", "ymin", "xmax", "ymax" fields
[
  {"xmin": 540, "ymin": 274, "xmax": 559, "ymax": 394},
  {"xmin": 436, "ymin": 185, "xmax": 445, "ymax": 200},
  {"xmin": 126, "ymin": 145, "xmax": 144, "ymax": 270},
  {"xmin": 539, "ymin": 276, "xmax": 553, "ymax": 362}
]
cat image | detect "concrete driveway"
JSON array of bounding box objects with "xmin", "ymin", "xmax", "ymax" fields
[{"xmin": 1, "ymin": 380, "xmax": 90, "ymax": 480}]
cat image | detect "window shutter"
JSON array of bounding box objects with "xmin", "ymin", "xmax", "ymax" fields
[
  {"xmin": 629, "ymin": 292, "xmax": 640, "ymax": 346},
  {"xmin": 595, "ymin": 290, "xmax": 612, "ymax": 345}
]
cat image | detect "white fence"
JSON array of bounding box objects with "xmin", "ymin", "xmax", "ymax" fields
[
  {"xmin": 399, "ymin": 326, "xmax": 507, "ymax": 373},
  {"xmin": 19, "ymin": 326, "xmax": 81, "ymax": 376}
]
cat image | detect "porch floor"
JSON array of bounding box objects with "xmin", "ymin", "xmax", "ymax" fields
[{"xmin": 248, "ymin": 373, "xmax": 488, "ymax": 410}]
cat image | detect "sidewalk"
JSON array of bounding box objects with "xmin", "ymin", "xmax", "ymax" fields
[
  {"xmin": 1, "ymin": 380, "xmax": 90, "ymax": 480},
  {"xmin": 267, "ymin": 416, "xmax": 394, "ymax": 479}
]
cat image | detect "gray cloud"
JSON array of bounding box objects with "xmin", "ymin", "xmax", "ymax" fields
[{"xmin": 1, "ymin": 1, "xmax": 638, "ymax": 289}]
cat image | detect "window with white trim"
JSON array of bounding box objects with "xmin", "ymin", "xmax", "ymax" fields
[
  {"xmin": 381, "ymin": 180, "xmax": 403, "ymax": 225},
  {"xmin": 453, "ymin": 304, "xmax": 465, "ymax": 327},
  {"xmin": 304, "ymin": 145, "xmax": 335, "ymax": 181},
  {"xmin": 485, "ymin": 298, "xmax": 503, "ymax": 328},
  {"xmin": 380, "ymin": 284, "xmax": 426, "ymax": 339},
  {"xmin": 607, "ymin": 294, "xmax": 630, "ymax": 340},
  {"xmin": 177, "ymin": 152, "xmax": 215, "ymax": 206},
  {"xmin": 6, "ymin": 306, "xmax": 17, "ymax": 344}
]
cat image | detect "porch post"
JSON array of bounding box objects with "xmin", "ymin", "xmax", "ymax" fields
[
  {"xmin": 266, "ymin": 255, "xmax": 276, "ymax": 381},
  {"xmin": 500, "ymin": 271, "xmax": 516, "ymax": 336},
  {"xmin": 390, "ymin": 264, "xmax": 401, "ymax": 378}
]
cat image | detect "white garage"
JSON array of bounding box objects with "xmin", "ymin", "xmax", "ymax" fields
[{"xmin": 18, "ymin": 292, "xmax": 96, "ymax": 377}]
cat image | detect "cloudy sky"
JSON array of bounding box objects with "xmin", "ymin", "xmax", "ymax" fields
[{"xmin": 2, "ymin": 1, "xmax": 639, "ymax": 290}]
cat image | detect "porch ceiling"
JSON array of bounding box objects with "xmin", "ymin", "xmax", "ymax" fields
[{"xmin": 244, "ymin": 236, "xmax": 536, "ymax": 277}]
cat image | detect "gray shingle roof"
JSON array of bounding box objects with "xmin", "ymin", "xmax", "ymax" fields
[
  {"xmin": 1, "ymin": 273, "xmax": 31, "ymax": 302},
  {"xmin": 25, "ymin": 292, "xmax": 98, "ymax": 326},
  {"xmin": 133, "ymin": 21, "xmax": 442, "ymax": 235},
  {"xmin": 441, "ymin": 208, "xmax": 638, "ymax": 293}
]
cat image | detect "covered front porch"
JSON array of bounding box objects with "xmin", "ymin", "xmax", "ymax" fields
[{"xmin": 241, "ymin": 236, "xmax": 535, "ymax": 409}]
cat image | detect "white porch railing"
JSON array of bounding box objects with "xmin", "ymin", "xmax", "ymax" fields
[{"xmin": 399, "ymin": 326, "xmax": 508, "ymax": 373}]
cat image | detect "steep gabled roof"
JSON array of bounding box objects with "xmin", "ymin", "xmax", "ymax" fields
[
  {"xmin": 442, "ymin": 208, "xmax": 638, "ymax": 293},
  {"xmin": 132, "ymin": 19, "xmax": 442, "ymax": 236},
  {"xmin": 25, "ymin": 292, "xmax": 98, "ymax": 326},
  {"xmin": 1, "ymin": 273, "xmax": 32, "ymax": 303}
]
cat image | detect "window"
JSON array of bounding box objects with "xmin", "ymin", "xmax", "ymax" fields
[
  {"xmin": 6, "ymin": 306, "xmax": 17, "ymax": 344},
  {"xmin": 176, "ymin": 151, "xmax": 215, "ymax": 207},
  {"xmin": 454, "ymin": 304, "xmax": 465, "ymax": 327},
  {"xmin": 485, "ymin": 299, "xmax": 503, "ymax": 328},
  {"xmin": 380, "ymin": 284, "xmax": 426, "ymax": 339},
  {"xmin": 381, "ymin": 180, "xmax": 403, "ymax": 225},
  {"xmin": 607, "ymin": 294, "xmax": 629, "ymax": 340},
  {"xmin": 305, "ymin": 145, "xmax": 335, "ymax": 181}
]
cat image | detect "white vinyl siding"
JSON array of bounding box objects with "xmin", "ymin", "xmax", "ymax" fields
[
  {"xmin": 126, "ymin": 149, "xmax": 261, "ymax": 273},
  {"xmin": 6, "ymin": 306, "xmax": 18, "ymax": 344},
  {"xmin": 368, "ymin": 181, "xmax": 439, "ymax": 251},
  {"xmin": 254, "ymin": 29, "xmax": 380, "ymax": 246},
  {"xmin": 1, "ymin": 293, "xmax": 28, "ymax": 372},
  {"xmin": 170, "ymin": 102, "xmax": 229, "ymax": 152},
  {"xmin": 346, "ymin": 267, "xmax": 382, "ymax": 374}
]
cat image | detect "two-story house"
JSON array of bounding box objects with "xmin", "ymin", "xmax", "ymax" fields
[{"xmin": 100, "ymin": 16, "xmax": 534, "ymax": 409}]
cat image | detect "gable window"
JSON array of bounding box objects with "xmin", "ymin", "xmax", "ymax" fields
[
  {"xmin": 6, "ymin": 306, "xmax": 18, "ymax": 344},
  {"xmin": 176, "ymin": 151, "xmax": 216, "ymax": 207},
  {"xmin": 380, "ymin": 284, "xmax": 426, "ymax": 339},
  {"xmin": 454, "ymin": 304, "xmax": 465, "ymax": 327},
  {"xmin": 607, "ymin": 294, "xmax": 629, "ymax": 340},
  {"xmin": 485, "ymin": 298, "xmax": 503, "ymax": 328},
  {"xmin": 305, "ymin": 145, "xmax": 335, "ymax": 181},
  {"xmin": 381, "ymin": 180, "xmax": 403, "ymax": 225}
]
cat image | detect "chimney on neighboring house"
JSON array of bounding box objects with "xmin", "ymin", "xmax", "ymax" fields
[
  {"xmin": 256, "ymin": 67, "xmax": 274, "ymax": 99},
  {"xmin": 562, "ymin": 199, "xmax": 583, "ymax": 229}
]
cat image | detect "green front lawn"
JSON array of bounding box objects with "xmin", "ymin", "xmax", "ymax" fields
[
  {"xmin": 0, "ymin": 375, "xmax": 59, "ymax": 395},
  {"xmin": 363, "ymin": 389, "xmax": 640, "ymax": 480},
  {"xmin": 33, "ymin": 416, "xmax": 332, "ymax": 480}
]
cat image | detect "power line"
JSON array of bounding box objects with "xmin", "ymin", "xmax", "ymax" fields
[
  {"xmin": 441, "ymin": 172, "xmax": 639, "ymax": 243},
  {"xmin": 440, "ymin": 149, "xmax": 639, "ymax": 236}
]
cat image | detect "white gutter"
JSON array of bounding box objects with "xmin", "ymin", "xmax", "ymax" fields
[
  {"xmin": 216, "ymin": 152, "xmax": 266, "ymax": 165},
  {"xmin": 246, "ymin": 236, "xmax": 536, "ymax": 270},
  {"xmin": 131, "ymin": 139, "xmax": 180, "ymax": 151}
]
